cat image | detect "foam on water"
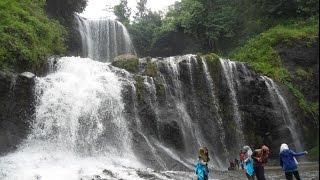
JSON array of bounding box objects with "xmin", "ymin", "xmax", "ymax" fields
[{"xmin": 0, "ymin": 57, "xmax": 143, "ymax": 180}]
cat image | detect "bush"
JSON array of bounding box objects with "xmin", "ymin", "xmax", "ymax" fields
[
  {"xmin": 112, "ymin": 54, "xmax": 139, "ymax": 73},
  {"xmin": 0, "ymin": 0, "xmax": 66, "ymax": 72},
  {"xmin": 230, "ymin": 18, "xmax": 319, "ymax": 123},
  {"xmin": 231, "ymin": 19, "xmax": 318, "ymax": 82}
]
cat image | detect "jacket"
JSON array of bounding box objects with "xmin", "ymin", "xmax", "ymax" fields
[
  {"xmin": 195, "ymin": 160, "xmax": 209, "ymax": 180},
  {"xmin": 244, "ymin": 158, "xmax": 254, "ymax": 176},
  {"xmin": 252, "ymin": 149, "xmax": 268, "ymax": 167},
  {"xmin": 280, "ymin": 149, "xmax": 306, "ymax": 172}
]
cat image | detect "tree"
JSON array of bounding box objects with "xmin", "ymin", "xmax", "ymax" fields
[
  {"xmin": 297, "ymin": 0, "xmax": 319, "ymax": 17},
  {"xmin": 129, "ymin": 10, "xmax": 163, "ymax": 56},
  {"xmin": 45, "ymin": 0, "xmax": 87, "ymax": 23},
  {"xmin": 135, "ymin": 0, "xmax": 148, "ymax": 21},
  {"xmin": 114, "ymin": 0, "xmax": 131, "ymax": 24}
]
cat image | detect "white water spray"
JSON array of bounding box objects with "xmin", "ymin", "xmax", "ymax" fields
[{"xmin": 0, "ymin": 57, "xmax": 142, "ymax": 180}]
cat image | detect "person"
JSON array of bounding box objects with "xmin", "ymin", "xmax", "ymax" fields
[
  {"xmin": 243, "ymin": 146, "xmax": 255, "ymax": 180},
  {"xmin": 240, "ymin": 150, "xmax": 245, "ymax": 170},
  {"xmin": 252, "ymin": 145, "xmax": 269, "ymax": 180},
  {"xmin": 195, "ymin": 147, "xmax": 210, "ymax": 180},
  {"xmin": 228, "ymin": 160, "xmax": 236, "ymax": 170},
  {"xmin": 235, "ymin": 158, "xmax": 240, "ymax": 170},
  {"xmin": 279, "ymin": 143, "xmax": 308, "ymax": 180}
]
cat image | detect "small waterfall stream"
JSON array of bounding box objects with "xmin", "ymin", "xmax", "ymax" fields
[
  {"xmin": 219, "ymin": 59, "xmax": 245, "ymax": 149},
  {"xmin": 262, "ymin": 76, "xmax": 303, "ymax": 150},
  {"xmin": 76, "ymin": 16, "xmax": 135, "ymax": 62}
]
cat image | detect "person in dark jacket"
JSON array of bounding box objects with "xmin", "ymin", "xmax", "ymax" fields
[
  {"xmin": 279, "ymin": 143, "xmax": 308, "ymax": 180},
  {"xmin": 252, "ymin": 145, "xmax": 269, "ymax": 180}
]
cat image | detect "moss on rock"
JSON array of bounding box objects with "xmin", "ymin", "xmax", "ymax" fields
[
  {"xmin": 155, "ymin": 79, "xmax": 165, "ymax": 97},
  {"xmin": 202, "ymin": 53, "xmax": 220, "ymax": 63},
  {"xmin": 112, "ymin": 54, "xmax": 139, "ymax": 73},
  {"xmin": 134, "ymin": 76, "xmax": 144, "ymax": 104},
  {"xmin": 144, "ymin": 58, "xmax": 157, "ymax": 77}
]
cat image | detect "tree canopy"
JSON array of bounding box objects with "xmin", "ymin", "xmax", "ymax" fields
[{"xmin": 114, "ymin": 0, "xmax": 319, "ymax": 56}]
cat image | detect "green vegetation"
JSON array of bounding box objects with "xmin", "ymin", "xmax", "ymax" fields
[
  {"xmin": 144, "ymin": 58, "xmax": 157, "ymax": 77},
  {"xmin": 231, "ymin": 19, "xmax": 318, "ymax": 81},
  {"xmin": 202, "ymin": 53, "xmax": 220, "ymax": 63},
  {"xmin": 285, "ymin": 81, "xmax": 319, "ymax": 122},
  {"xmin": 0, "ymin": 0, "xmax": 66, "ymax": 72},
  {"xmin": 114, "ymin": 0, "xmax": 319, "ymax": 57},
  {"xmin": 308, "ymin": 143, "xmax": 319, "ymax": 160},
  {"xmin": 135, "ymin": 76, "xmax": 144, "ymax": 103},
  {"xmin": 155, "ymin": 80, "xmax": 165, "ymax": 97},
  {"xmin": 45, "ymin": 0, "xmax": 87, "ymax": 23},
  {"xmin": 112, "ymin": 54, "xmax": 139, "ymax": 73},
  {"xmin": 230, "ymin": 19, "xmax": 319, "ymax": 122}
]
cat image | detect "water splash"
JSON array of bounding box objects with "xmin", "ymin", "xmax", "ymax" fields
[{"xmin": 0, "ymin": 57, "xmax": 141, "ymax": 180}]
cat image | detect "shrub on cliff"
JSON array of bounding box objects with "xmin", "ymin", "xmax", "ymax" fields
[
  {"xmin": 231, "ymin": 18, "xmax": 319, "ymax": 128},
  {"xmin": 112, "ymin": 54, "xmax": 139, "ymax": 73},
  {"xmin": 0, "ymin": 0, "xmax": 66, "ymax": 72}
]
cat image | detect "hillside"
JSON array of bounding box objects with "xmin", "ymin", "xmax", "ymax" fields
[{"xmin": 0, "ymin": 0, "xmax": 66, "ymax": 73}]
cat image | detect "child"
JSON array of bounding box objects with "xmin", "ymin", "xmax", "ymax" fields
[{"xmin": 195, "ymin": 147, "xmax": 210, "ymax": 180}]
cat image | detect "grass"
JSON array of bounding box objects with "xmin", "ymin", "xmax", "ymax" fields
[
  {"xmin": 230, "ymin": 18, "xmax": 319, "ymax": 122},
  {"xmin": 0, "ymin": 0, "xmax": 66, "ymax": 72},
  {"xmin": 231, "ymin": 18, "xmax": 318, "ymax": 82}
]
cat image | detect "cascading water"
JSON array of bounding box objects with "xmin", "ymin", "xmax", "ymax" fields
[
  {"xmin": 77, "ymin": 17, "xmax": 135, "ymax": 62},
  {"xmin": 262, "ymin": 76, "xmax": 303, "ymax": 150},
  {"xmin": 0, "ymin": 54, "xmax": 306, "ymax": 179},
  {"xmin": 0, "ymin": 0, "xmax": 307, "ymax": 177},
  {"xmin": 202, "ymin": 59, "xmax": 228, "ymax": 158},
  {"xmin": 219, "ymin": 59, "xmax": 245, "ymax": 149},
  {"xmin": 0, "ymin": 57, "xmax": 144, "ymax": 180}
]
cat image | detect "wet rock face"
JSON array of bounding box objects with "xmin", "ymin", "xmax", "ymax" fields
[
  {"xmin": 275, "ymin": 38, "xmax": 319, "ymax": 148},
  {"xmin": 276, "ymin": 38, "xmax": 319, "ymax": 101},
  {"xmin": 0, "ymin": 71, "xmax": 35, "ymax": 155},
  {"xmin": 117, "ymin": 55, "xmax": 301, "ymax": 169}
]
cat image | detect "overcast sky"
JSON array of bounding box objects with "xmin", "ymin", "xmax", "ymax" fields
[{"xmin": 80, "ymin": 0, "xmax": 179, "ymax": 19}]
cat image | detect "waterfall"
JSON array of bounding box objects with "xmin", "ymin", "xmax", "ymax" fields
[
  {"xmin": 0, "ymin": 0, "xmax": 306, "ymax": 173},
  {"xmin": 262, "ymin": 76, "xmax": 303, "ymax": 150},
  {"xmin": 0, "ymin": 54, "xmax": 307, "ymax": 178},
  {"xmin": 219, "ymin": 59, "xmax": 245, "ymax": 149},
  {"xmin": 33, "ymin": 57, "xmax": 133, "ymax": 155},
  {"xmin": 76, "ymin": 16, "xmax": 135, "ymax": 62},
  {"xmin": 0, "ymin": 57, "xmax": 143, "ymax": 179},
  {"xmin": 202, "ymin": 59, "xmax": 228, "ymax": 158}
]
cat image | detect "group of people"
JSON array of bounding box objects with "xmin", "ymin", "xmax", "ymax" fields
[{"xmin": 195, "ymin": 144, "xmax": 308, "ymax": 180}]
